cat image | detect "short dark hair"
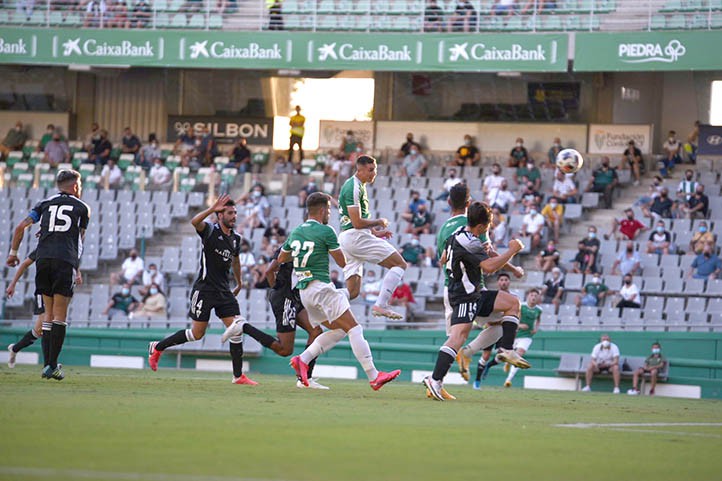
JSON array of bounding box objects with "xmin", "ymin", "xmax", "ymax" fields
[
  {"xmin": 467, "ymin": 201, "xmax": 492, "ymax": 228},
  {"xmin": 306, "ymin": 192, "xmax": 330, "ymax": 211},
  {"xmin": 356, "ymin": 154, "xmax": 376, "ymax": 166},
  {"xmin": 527, "ymin": 288, "xmax": 540, "ymax": 295},
  {"xmin": 56, "ymin": 169, "xmax": 80, "ymax": 189},
  {"xmin": 497, "ymin": 273, "xmax": 510, "ymax": 281},
  {"xmin": 223, "ymin": 198, "xmax": 235, "ymax": 208},
  {"xmin": 449, "ymin": 183, "xmax": 469, "ymax": 211}
]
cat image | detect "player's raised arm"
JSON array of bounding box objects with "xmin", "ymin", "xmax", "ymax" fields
[
  {"xmin": 480, "ymin": 239, "xmax": 524, "ymax": 275},
  {"xmin": 191, "ymin": 193, "xmax": 231, "ymax": 233}
]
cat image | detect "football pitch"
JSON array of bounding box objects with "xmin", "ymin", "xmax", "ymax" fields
[{"xmin": 1, "ymin": 366, "xmax": 721, "ymax": 481}]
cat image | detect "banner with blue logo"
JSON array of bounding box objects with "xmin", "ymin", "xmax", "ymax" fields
[{"xmin": 698, "ymin": 125, "xmax": 722, "ymax": 156}]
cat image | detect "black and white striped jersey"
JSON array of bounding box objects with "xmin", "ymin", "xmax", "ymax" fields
[
  {"xmin": 444, "ymin": 227, "xmax": 489, "ymax": 305},
  {"xmin": 192, "ymin": 221, "xmax": 241, "ymax": 293},
  {"xmin": 29, "ymin": 192, "xmax": 90, "ymax": 269}
]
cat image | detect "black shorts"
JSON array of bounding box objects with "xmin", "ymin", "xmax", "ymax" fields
[
  {"xmin": 32, "ymin": 292, "xmax": 45, "ymax": 315},
  {"xmin": 188, "ymin": 289, "xmax": 240, "ymax": 322},
  {"xmin": 450, "ymin": 290, "xmax": 499, "ymax": 326},
  {"xmin": 35, "ymin": 258, "xmax": 75, "ymax": 298},
  {"xmin": 269, "ymin": 288, "xmax": 305, "ymax": 334}
]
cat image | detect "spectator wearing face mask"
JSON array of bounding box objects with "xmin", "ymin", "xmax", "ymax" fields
[
  {"xmin": 621, "ymin": 139, "xmax": 643, "ymax": 186},
  {"xmin": 546, "ymin": 137, "xmax": 564, "ymax": 168},
  {"xmin": 586, "ymin": 157, "xmax": 618, "ymax": 209},
  {"xmin": 541, "ymin": 267, "xmax": 564, "ymax": 310},
  {"xmin": 515, "ymin": 158, "xmax": 541, "ymax": 191},
  {"xmin": 149, "ymin": 157, "xmax": 172, "ymax": 188},
  {"xmin": 400, "ymin": 146, "xmax": 427, "ymax": 177},
  {"xmin": 644, "ymin": 187, "xmax": 674, "ymax": 220},
  {"xmin": 486, "ymin": 180, "xmax": 516, "ymax": 214},
  {"xmin": 231, "ymin": 137, "xmax": 252, "ymax": 173},
  {"xmin": 646, "ymin": 221, "xmax": 672, "ymax": 255},
  {"xmin": 113, "ymin": 248, "xmax": 145, "ymax": 286},
  {"xmin": 43, "ymin": 130, "xmax": 70, "ymax": 168},
  {"xmin": 401, "ymin": 190, "xmax": 427, "ymax": 222},
  {"xmin": 298, "ymin": 178, "xmax": 319, "ymax": 208},
  {"xmin": 398, "ymin": 132, "xmax": 422, "ymax": 158},
  {"xmin": 0, "ymin": 121, "xmax": 27, "ymax": 160},
  {"xmin": 129, "ymin": 284, "xmax": 167, "ymax": 322},
  {"xmin": 519, "ymin": 204, "xmax": 544, "ymax": 251},
  {"xmin": 121, "ymin": 126, "xmax": 142, "ymax": 163},
  {"xmin": 541, "ymin": 197, "xmax": 564, "ymax": 243},
  {"xmin": 140, "ymin": 263, "xmax": 165, "ymax": 297},
  {"xmin": 687, "ymin": 243, "xmax": 722, "ymax": 280},
  {"xmin": 400, "ymin": 235, "xmax": 425, "ymax": 266},
  {"xmin": 140, "ymin": 134, "xmax": 161, "ymax": 171},
  {"xmin": 263, "ymin": 217, "xmax": 287, "ymax": 244},
  {"xmin": 482, "ymin": 163, "xmax": 505, "ymax": 196},
  {"xmin": 616, "ymin": 274, "xmax": 641, "ymax": 312},
  {"xmin": 508, "ymin": 137, "xmax": 529, "ymax": 168},
  {"xmin": 681, "ymin": 185, "xmax": 708, "ymax": 220},
  {"xmin": 689, "ymin": 221, "xmax": 714, "ymax": 255},
  {"xmin": 340, "ymin": 130, "xmax": 358, "ymax": 159},
  {"xmin": 662, "ymin": 130, "xmax": 682, "ymax": 176},
  {"xmin": 551, "ymin": 169, "xmax": 578, "ymax": 204},
  {"xmin": 582, "ymin": 225, "xmax": 600, "ymax": 255},
  {"xmin": 490, "ymin": 206, "xmax": 508, "ymax": 248},
  {"xmin": 406, "ymin": 202, "xmax": 431, "ymax": 235},
  {"xmin": 361, "ymin": 270, "xmax": 381, "ymax": 305},
  {"xmin": 611, "ymin": 242, "xmax": 641, "ymax": 276},
  {"xmin": 436, "ymin": 168, "xmax": 463, "ymax": 202},
  {"xmin": 605, "ymin": 208, "xmax": 647, "ymax": 241},
  {"xmin": 519, "ymin": 181, "xmax": 543, "ymax": 214},
  {"xmin": 628, "ymin": 342, "xmax": 667, "ymax": 396},
  {"xmin": 348, "ymin": 142, "xmax": 366, "ymax": 164},
  {"xmin": 38, "ymin": 124, "xmax": 58, "ymax": 152},
  {"xmin": 677, "ymin": 169, "xmax": 698, "ymax": 202},
  {"xmin": 103, "ymin": 284, "xmax": 139, "ymax": 321},
  {"xmin": 583, "ymin": 334, "xmax": 621, "ymax": 394},
  {"xmin": 454, "ymin": 134, "xmax": 480, "ymax": 167},
  {"xmin": 572, "ymin": 240, "xmax": 598, "ymax": 275},
  {"xmin": 575, "ymin": 274, "xmax": 608, "ymax": 307},
  {"xmin": 101, "ymin": 158, "xmax": 123, "ymax": 188},
  {"xmin": 90, "ymin": 129, "xmax": 112, "ymax": 166},
  {"xmin": 536, "ymin": 240, "xmax": 560, "ymax": 273},
  {"xmin": 634, "ymin": 175, "xmax": 664, "ymax": 207}
]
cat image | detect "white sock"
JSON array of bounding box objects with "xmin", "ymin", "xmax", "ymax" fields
[
  {"xmin": 300, "ymin": 329, "xmax": 346, "ymax": 364},
  {"xmin": 507, "ymin": 365, "xmax": 519, "ymax": 382},
  {"xmin": 347, "ymin": 325, "xmax": 378, "ymax": 380},
  {"xmin": 376, "ymin": 266, "xmax": 404, "ymax": 308},
  {"xmin": 463, "ymin": 325, "xmax": 503, "ymax": 356}
]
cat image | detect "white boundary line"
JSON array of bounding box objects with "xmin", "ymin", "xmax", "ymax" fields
[
  {"xmin": 554, "ymin": 422, "xmax": 722, "ymax": 439},
  {"xmin": 0, "ymin": 467, "xmax": 298, "ymax": 481}
]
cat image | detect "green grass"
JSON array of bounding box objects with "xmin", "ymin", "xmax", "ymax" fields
[{"xmin": 1, "ymin": 366, "xmax": 721, "ymax": 481}]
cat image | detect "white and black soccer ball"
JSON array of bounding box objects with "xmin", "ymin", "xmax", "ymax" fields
[{"xmin": 555, "ymin": 148, "xmax": 584, "ymax": 174}]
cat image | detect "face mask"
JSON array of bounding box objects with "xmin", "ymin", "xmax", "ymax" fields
[
  {"xmin": 122, "ymin": 288, "xmax": 130, "ymax": 296},
  {"xmin": 449, "ymin": 173, "xmax": 455, "ymax": 178},
  {"xmin": 15, "ymin": 126, "xmax": 21, "ymax": 132},
  {"xmin": 131, "ymin": 254, "xmax": 137, "ymax": 259},
  {"xmin": 52, "ymin": 137, "xmax": 60, "ymax": 142},
  {"xmin": 686, "ymin": 175, "xmax": 693, "ymax": 181},
  {"xmin": 553, "ymin": 143, "xmax": 560, "ymax": 148},
  {"xmin": 516, "ymin": 142, "xmax": 523, "ymax": 148},
  {"xmin": 653, "ymin": 181, "xmax": 660, "ymax": 186},
  {"xmin": 465, "ymin": 139, "xmax": 471, "ymax": 146},
  {"xmin": 601, "ymin": 340, "xmax": 610, "ymax": 348},
  {"xmin": 308, "ymin": 183, "xmax": 316, "ymax": 188},
  {"xmin": 252, "ymin": 191, "xmax": 261, "ymax": 198},
  {"xmin": 656, "ymin": 226, "xmax": 664, "ymax": 233},
  {"xmin": 411, "ymin": 239, "xmax": 419, "ymax": 246},
  {"xmin": 410, "ymin": 149, "xmax": 417, "ymax": 155},
  {"xmin": 406, "ymin": 137, "xmax": 412, "ymax": 142},
  {"xmin": 652, "ymin": 348, "xmax": 660, "ymax": 355},
  {"xmin": 530, "ymin": 209, "xmax": 538, "ymax": 216},
  {"xmin": 700, "ymin": 227, "xmax": 707, "ymax": 233},
  {"xmin": 593, "ymin": 277, "xmax": 600, "ymax": 284},
  {"xmin": 588, "ymin": 232, "xmax": 596, "ymax": 239},
  {"xmin": 195, "ymin": 139, "xmax": 201, "ymax": 146},
  {"xmin": 624, "ymin": 279, "xmax": 632, "ymax": 285},
  {"xmin": 669, "ymin": 137, "xmax": 675, "ymax": 142},
  {"xmin": 150, "ymin": 288, "xmax": 158, "ymax": 295},
  {"xmin": 550, "ymin": 202, "xmax": 558, "ymax": 209},
  {"xmin": 627, "ymin": 247, "xmax": 633, "ymax": 253},
  {"xmin": 527, "ymin": 163, "xmax": 534, "ymax": 169},
  {"xmin": 492, "ymin": 169, "xmax": 500, "ymax": 175},
  {"xmin": 346, "ymin": 135, "xmax": 353, "ymax": 141},
  {"xmin": 696, "ymin": 191, "xmax": 703, "ymax": 196},
  {"xmin": 627, "ymin": 215, "xmax": 634, "ymax": 220},
  {"xmin": 501, "ymin": 185, "xmax": 507, "ymax": 190},
  {"xmin": 356, "ymin": 147, "xmax": 363, "ymax": 153},
  {"xmin": 150, "ymin": 268, "xmax": 157, "ymax": 275}
]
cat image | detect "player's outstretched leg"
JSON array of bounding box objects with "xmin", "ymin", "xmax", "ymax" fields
[
  {"xmin": 221, "ymin": 316, "xmax": 279, "ymax": 350},
  {"xmin": 7, "ymin": 327, "xmax": 41, "ymax": 368},
  {"xmin": 149, "ymin": 325, "xmax": 204, "ymax": 371},
  {"xmin": 456, "ymin": 324, "xmax": 502, "ymax": 381},
  {"xmin": 372, "ymin": 254, "xmax": 407, "ymax": 320},
  {"xmin": 229, "ymin": 334, "xmax": 257, "ymax": 385}
]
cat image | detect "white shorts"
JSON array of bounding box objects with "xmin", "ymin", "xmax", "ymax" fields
[
  {"xmin": 513, "ymin": 337, "xmax": 533, "ymax": 352},
  {"xmin": 299, "ymin": 280, "xmax": 350, "ymax": 327},
  {"xmin": 338, "ymin": 228, "xmax": 397, "ymax": 279}
]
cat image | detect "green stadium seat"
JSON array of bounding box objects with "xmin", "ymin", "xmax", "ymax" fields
[
  {"xmin": 540, "ymin": 14, "xmax": 563, "ymax": 31},
  {"xmin": 0, "ymin": 10, "xmax": 9, "ymax": 24},
  {"xmin": 712, "ymin": 0, "xmax": 722, "ymax": 10},
  {"xmin": 180, "ymin": 177, "xmax": 196, "ymax": 192},
  {"xmin": 354, "ymin": 0, "xmax": 371, "ymax": 14},
  {"xmin": 22, "ymin": 141, "xmax": 36, "ymax": 158},
  {"xmin": 165, "ymin": 155, "xmax": 180, "ymax": 170},
  {"xmin": 667, "ymin": 13, "xmax": 686, "ymax": 29},
  {"xmin": 576, "ymin": 0, "xmax": 593, "ymax": 11},
  {"xmin": 213, "ymin": 156, "xmax": 229, "ymax": 170},
  {"xmin": 317, "ymin": 0, "xmax": 335, "ymax": 14},
  {"xmin": 188, "ymin": 13, "xmax": 204, "ymax": 28},
  {"xmin": 155, "ymin": 12, "xmax": 170, "ymax": 28},
  {"xmin": 6, "ymin": 151, "xmax": 23, "ymax": 168},
  {"xmin": 682, "ymin": 0, "xmax": 703, "ymax": 11},
  {"xmin": 124, "ymin": 165, "xmax": 142, "ymax": 182},
  {"xmin": 688, "ymin": 13, "xmax": 708, "ymax": 29},
  {"xmin": 479, "ymin": 0, "xmax": 494, "ymax": 14},
  {"xmin": 504, "ymin": 15, "xmax": 524, "ymax": 31},
  {"xmin": 650, "ymin": 15, "xmax": 665, "ymax": 29},
  {"xmin": 16, "ymin": 172, "xmax": 33, "ymax": 188},
  {"xmin": 84, "ymin": 175, "xmax": 100, "ymax": 190},
  {"xmin": 390, "ymin": 15, "xmax": 412, "ymax": 31},
  {"xmin": 283, "ymin": 0, "xmax": 299, "ymax": 13},
  {"xmin": 39, "ymin": 173, "xmax": 55, "ymax": 190},
  {"xmin": 27, "ymin": 10, "xmax": 44, "ymax": 25},
  {"xmin": 712, "ymin": 13, "xmax": 722, "ymax": 28},
  {"xmin": 65, "ymin": 11, "xmax": 81, "ymax": 26},
  {"xmin": 79, "ymin": 164, "xmax": 95, "ymax": 180},
  {"xmin": 251, "ymin": 151, "xmax": 269, "ymax": 166},
  {"xmin": 110, "ymin": 147, "xmax": 121, "ymax": 161},
  {"xmin": 221, "ymin": 168, "xmax": 237, "ymax": 185},
  {"xmin": 316, "ymin": 14, "xmax": 338, "ymax": 30},
  {"xmin": 374, "ymin": 2, "xmax": 390, "ymax": 13},
  {"xmin": 168, "ymin": 0, "xmax": 184, "ymax": 12},
  {"xmin": 559, "ymin": 0, "xmax": 577, "ymax": 12},
  {"xmin": 154, "ymin": 0, "xmax": 168, "ymax": 10},
  {"xmin": 28, "ymin": 152, "xmax": 43, "ymax": 168},
  {"xmin": 285, "ymin": 14, "xmax": 302, "ymax": 29},
  {"xmin": 351, "ymin": 15, "xmax": 370, "ymax": 30},
  {"xmin": 48, "ymin": 10, "xmax": 63, "ymax": 26},
  {"xmin": 118, "ymin": 154, "xmax": 135, "ymax": 170},
  {"xmin": 371, "ymin": 15, "xmax": 390, "ymax": 31},
  {"xmin": 337, "ymin": 15, "xmax": 354, "ymax": 29},
  {"xmin": 661, "ymin": 0, "xmax": 682, "ymax": 11},
  {"xmin": 337, "ymin": 0, "xmax": 353, "ymax": 13},
  {"xmin": 171, "ymin": 13, "xmax": 187, "ymax": 28},
  {"xmin": 209, "ymin": 14, "xmax": 222, "ymax": 29},
  {"xmin": 565, "ymin": 15, "xmax": 581, "ymax": 30},
  {"xmin": 479, "ymin": 15, "xmax": 503, "ymax": 31},
  {"xmin": 11, "ymin": 161, "xmax": 29, "ymax": 178}
]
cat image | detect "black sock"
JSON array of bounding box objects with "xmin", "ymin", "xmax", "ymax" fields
[
  {"xmin": 242, "ymin": 323, "xmax": 277, "ymax": 349},
  {"xmin": 156, "ymin": 329, "xmax": 191, "ymax": 351},
  {"xmin": 307, "ymin": 357, "xmax": 317, "ymax": 378},
  {"xmin": 432, "ymin": 346, "xmax": 456, "ymax": 382},
  {"xmin": 475, "ymin": 360, "xmax": 486, "ymax": 382},
  {"xmin": 486, "ymin": 358, "xmax": 499, "ymax": 369},
  {"xmin": 48, "ymin": 322, "xmax": 67, "ymax": 370},
  {"xmin": 229, "ymin": 341, "xmax": 244, "ymax": 378},
  {"xmin": 41, "ymin": 334, "xmax": 51, "ymax": 367},
  {"xmin": 498, "ymin": 319, "xmax": 519, "ymax": 350},
  {"xmin": 13, "ymin": 329, "xmax": 38, "ymax": 352}
]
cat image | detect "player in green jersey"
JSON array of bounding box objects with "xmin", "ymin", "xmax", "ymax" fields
[
  {"xmin": 337, "ymin": 155, "xmax": 407, "ymax": 320},
  {"xmin": 277, "ymin": 192, "xmax": 401, "ymax": 390},
  {"xmin": 503, "ymin": 288, "xmax": 541, "ymax": 387}
]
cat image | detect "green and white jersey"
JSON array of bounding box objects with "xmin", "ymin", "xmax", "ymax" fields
[
  {"xmin": 517, "ymin": 302, "xmax": 542, "ymax": 338},
  {"xmin": 437, "ymin": 214, "xmax": 490, "ymax": 287},
  {"xmin": 338, "ymin": 175, "xmax": 370, "ymax": 232},
  {"xmin": 282, "ymin": 220, "xmax": 340, "ymax": 290}
]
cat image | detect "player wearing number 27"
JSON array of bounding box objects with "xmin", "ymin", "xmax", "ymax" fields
[{"xmin": 278, "ymin": 192, "xmax": 401, "ymax": 390}]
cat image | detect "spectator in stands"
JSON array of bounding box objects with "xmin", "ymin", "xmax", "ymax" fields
[
  {"xmin": 131, "ymin": 0, "xmax": 152, "ymax": 28},
  {"xmin": 90, "ymin": 129, "xmax": 112, "ymax": 166},
  {"xmin": 616, "ymin": 274, "xmax": 641, "ymax": 311},
  {"xmin": 85, "ymin": 122, "xmax": 101, "ymax": 153},
  {"xmin": 84, "ymin": 0, "xmax": 108, "ymax": 28},
  {"xmin": 541, "ymin": 197, "xmax": 563, "ymax": 243},
  {"xmin": 37, "ymin": 124, "xmax": 56, "ymax": 152},
  {"xmin": 0, "ymin": 121, "xmax": 27, "ymax": 160},
  {"xmin": 390, "ymin": 282, "xmax": 416, "ymax": 314},
  {"xmin": 251, "ymin": 259, "xmax": 270, "ymax": 288},
  {"xmin": 454, "ymin": 134, "xmax": 480, "ymax": 166},
  {"xmin": 611, "ymin": 242, "xmax": 641, "ymax": 276},
  {"xmin": 451, "ymin": 0, "xmax": 477, "ymax": 32},
  {"xmin": 297, "ymin": 178, "xmax": 319, "ymax": 208},
  {"xmin": 287, "ymin": 106, "xmax": 304, "ymax": 165},
  {"xmin": 263, "ymin": 217, "xmax": 287, "ymax": 244},
  {"xmin": 621, "ymin": 139, "xmax": 643, "ymax": 186},
  {"xmin": 229, "ymin": 137, "xmax": 251, "ymax": 172},
  {"xmin": 103, "ymin": 284, "xmax": 138, "ymax": 320},
  {"xmin": 121, "ymin": 126, "xmax": 141, "ymax": 162},
  {"xmin": 572, "ymin": 239, "xmax": 597, "ymax": 275},
  {"xmin": 424, "ymin": 0, "xmax": 444, "ymax": 31},
  {"xmin": 681, "ymin": 185, "xmax": 709, "ymax": 220},
  {"xmin": 519, "ymin": 181, "xmax": 543, "ymax": 215},
  {"xmin": 101, "ymin": 158, "xmax": 123, "ymax": 188},
  {"xmin": 330, "ymin": 270, "xmax": 344, "ymax": 289},
  {"xmin": 546, "ymin": 137, "xmax": 563, "ymax": 169},
  {"xmin": 542, "ymin": 267, "xmax": 564, "ymax": 310},
  {"xmin": 261, "ymin": 235, "xmax": 280, "ymax": 261},
  {"xmin": 198, "ymin": 126, "xmax": 218, "ymax": 167},
  {"xmin": 43, "ymin": 131, "xmax": 70, "ymax": 168},
  {"xmin": 268, "ymin": 0, "xmax": 284, "ymax": 30},
  {"xmin": 489, "ymin": 206, "xmax": 508, "ymax": 248},
  {"xmin": 586, "ymin": 157, "xmax": 618, "ymax": 209},
  {"xmin": 436, "ymin": 168, "xmax": 462, "ymax": 202},
  {"xmin": 406, "ymin": 202, "xmax": 432, "ymax": 235},
  {"xmin": 646, "ymin": 220, "xmax": 673, "ymax": 255},
  {"xmin": 519, "ymin": 204, "xmax": 544, "ymax": 251},
  {"xmin": 536, "ymin": 239, "xmax": 560, "ymax": 273},
  {"xmin": 112, "ymin": 249, "xmax": 144, "ymax": 286},
  {"xmin": 582, "ymin": 225, "xmax": 601, "ymax": 255},
  {"xmin": 551, "ymin": 170, "xmax": 578, "ymax": 204},
  {"xmin": 686, "ymin": 120, "xmax": 700, "ymax": 164},
  {"xmin": 605, "ymin": 208, "xmax": 647, "ymax": 241},
  {"xmin": 421, "ymin": 246, "xmax": 438, "ymax": 268},
  {"xmin": 400, "ymin": 235, "xmax": 425, "ymax": 267},
  {"xmin": 16, "ymin": 0, "xmax": 35, "ymax": 20},
  {"xmin": 237, "ymin": 242, "xmax": 256, "ymax": 287},
  {"xmin": 677, "ymin": 169, "xmax": 698, "ymax": 202},
  {"xmin": 361, "ymin": 270, "xmax": 381, "ymax": 305},
  {"xmin": 149, "ymin": 157, "xmax": 171, "ymax": 188},
  {"xmin": 401, "ymin": 190, "xmax": 427, "ymax": 222},
  {"xmin": 274, "ymin": 156, "xmax": 296, "ymax": 175},
  {"xmin": 482, "ymin": 163, "xmax": 505, "ymax": 196},
  {"xmin": 583, "ymin": 334, "xmax": 621, "ymax": 394},
  {"xmin": 140, "ymin": 133, "xmax": 160, "ymax": 170},
  {"xmin": 492, "ymin": 0, "xmax": 517, "ymax": 15},
  {"xmin": 174, "ymin": 125, "xmax": 195, "ymax": 167},
  {"xmin": 398, "ymin": 132, "xmax": 422, "ymax": 159},
  {"xmin": 515, "ymin": 158, "xmax": 542, "ymax": 190},
  {"xmin": 634, "ymin": 175, "xmax": 664, "ymax": 208},
  {"xmin": 108, "ymin": 0, "xmax": 130, "ymax": 28},
  {"xmin": 575, "ymin": 274, "xmax": 608, "ymax": 307},
  {"xmin": 129, "ymin": 284, "xmax": 167, "ymax": 322},
  {"xmin": 644, "ymin": 187, "xmax": 674, "ymax": 220},
  {"xmin": 241, "ymin": 185, "xmax": 271, "ymax": 228},
  {"xmin": 184, "ymin": 0, "xmax": 202, "ymax": 13},
  {"xmin": 689, "ymin": 221, "xmax": 714, "ymax": 255},
  {"xmin": 486, "ymin": 179, "xmax": 516, "ymax": 214},
  {"xmin": 399, "ymin": 146, "xmax": 427, "ymax": 177},
  {"xmin": 508, "ymin": 137, "xmax": 529, "ymax": 168},
  {"xmin": 628, "ymin": 342, "xmax": 667, "ymax": 396},
  {"xmin": 662, "ymin": 130, "xmax": 682, "ymax": 177},
  {"xmin": 340, "ymin": 130, "xmax": 358, "ymax": 159},
  {"xmin": 140, "ymin": 263, "xmax": 165, "ymax": 297},
  {"xmin": 687, "ymin": 243, "xmax": 722, "ymax": 280}
]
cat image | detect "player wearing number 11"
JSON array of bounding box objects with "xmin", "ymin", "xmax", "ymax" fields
[{"xmin": 278, "ymin": 192, "xmax": 401, "ymax": 390}]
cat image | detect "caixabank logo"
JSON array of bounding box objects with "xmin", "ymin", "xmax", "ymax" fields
[
  {"xmin": 0, "ymin": 33, "xmax": 36, "ymax": 57},
  {"xmin": 180, "ymin": 38, "xmax": 290, "ymax": 62},
  {"xmin": 310, "ymin": 40, "xmax": 421, "ymax": 65},
  {"xmin": 54, "ymin": 35, "xmax": 164, "ymax": 60}
]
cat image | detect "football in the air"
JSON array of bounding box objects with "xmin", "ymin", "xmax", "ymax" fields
[{"xmin": 555, "ymin": 148, "xmax": 584, "ymax": 174}]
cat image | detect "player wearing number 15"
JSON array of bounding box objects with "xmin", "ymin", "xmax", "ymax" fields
[
  {"xmin": 6, "ymin": 169, "xmax": 90, "ymax": 381},
  {"xmin": 279, "ymin": 192, "xmax": 401, "ymax": 390}
]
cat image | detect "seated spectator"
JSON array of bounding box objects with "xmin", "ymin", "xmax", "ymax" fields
[
  {"xmin": 251, "ymin": 259, "xmax": 270, "ymax": 289},
  {"xmin": 84, "ymin": 0, "xmax": 107, "ymax": 28},
  {"xmin": 420, "ymin": 246, "xmax": 438, "ymax": 268},
  {"xmin": 482, "ymin": 163, "xmax": 505, "ymax": 196},
  {"xmin": 616, "ymin": 274, "xmax": 641, "ymax": 311},
  {"xmin": 112, "ymin": 249, "xmax": 144, "ymax": 286},
  {"xmin": 90, "ymin": 129, "xmax": 112, "ymax": 166},
  {"xmin": 139, "ymin": 133, "xmax": 160, "ymax": 170},
  {"xmin": 646, "ymin": 220, "xmax": 672, "ymax": 255},
  {"xmin": 390, "ymin": 282, "xmax": 416, "ymax": 314},
  {"xmin": 628, "ymin": 342, "xmax": 667, "ymax": 396},
  {"xmin": 575, "ymin": 274, "xmax": 608, "ymax": 307},
  {"xmin": 424, "ymin": 0, "xmax": 444, "ymax": 32},
  {"xmin": 230, "ymin": 137, "xmax": 251, "ymax": 173},
  {"xmin": 406, "ymin": 202, "xmax": 432, "ymax": 235},
  {"xmin": 43, "ymin": 131, "xmax": 70, "ymax": 168},
  {"xmin": 340, "ymin": 130, "xmax": 358, "ymax": 159},
  {"xmin": 450, "ymin": 0, "xmax": 477, "ymax": 32},
  {"xmin": 330, "ymin": 270, "xmax": 344, "ymax": 289},
  {"xmin": 519, "ymin": 204, "xmax": 544, "ymax": 250},
  {"xmin": 519, "ymin": 181, "xmax": 543, "ymax": 214},
  {"xmin": 328, "ymin": 152, "xmax": 353, "ymax": 181},
  {"xmin": 680, "ymin": 185, "xmax": 708, "ymax": 220},
  {"xmin": 237, "ymin": 242, "xmax": 256, "ymax": 287},
  {"xmin": 552, "ymin": 170, "xmax": 578, "ymax": 203},
  {"xmin": 515, "ymin": 159, "xmax": 541, "ymax": 190},
  {"xmin": 583, "ymin": 225, "xmax": 601, "ymax": 254},
  {"xmin": 361, "ymin": 270, "xmax": 381, "ymax": 305},
  {"xmin": 586, "ymin": 157, "xmax": 618, "ymax": 209},
  {"xmin": 298, "ymin": 179, "xmax": 319, "ymax": 207},
  {"xmin": 661, "ymin": 129, "xmax": 682, "ymax": 176},
  {"xmin": 541, "ymin": 197, "xmax": 563, "ymax": 243},
  {"xmin": 634, "ymin": 175, "xmax": 664, "ymax": 207},
  {"xmin": 261, "ymin": 235, "xmax": 280, "ymax": 261},
  {"xmin": 0, "ymin": 121, "xmax": 27, "ymax": 160},
  {"xmin": 621, "ymin": 139, "xmax": 643, "ymax": 186},
  {"xmin": 198, "ymin": 126, "xmax": 218, "ymax": 167},
  {"xmin": 103, "ymin": 284, "xmax": 138, "ymax": 320},
  {"xmin": 541, "ymin": 267, "xmax": 564, "ymax": 309},
  {"xmin": 454, "ymin": 134, "xmax": 480, "ymax": 166},
  {"xmin": 676, "ymin": 169, "xmax": 698, "ymax": 202},
  {"xmin": 240, "ymin": 186, "xmax": 270, "ymax": 229},
  {"xmin": 436, "ymin": 168, "xmax": 462, "ymax": 202},
  {"xmin": 101, "ymin": 158, "xmax": 123, "ymax": 188},
  {"xmin": 398, "ymin": 132, "xmax": 422, "ymax": 158},
  {"xmin": 489, "ymin": 207, "xmax": 508, "ymax": 248},
  {"xmin": 263, "ymin": 217, "xmax": 287, "ymax": 244},
  {"xmin": 37, "ymin": 124, "xmax": 56, "ymax": 152},
  {"xmin": 149, "ymin": 157, "xmax": 171, "ymax": 187},
  {"xmin": 605, "ymin": 208, "xmax": 647, "ymax": 241},
  {"xmin": 349, "ymin": 143, "xmax": 366, "ymax": 164},
  {"xmin": 689, "ymin": 221, "xmax": 714, "ymax": 255},
  {"xmin": 583, "ymin": 334, "xmax": 621, "ymax": 393},
  {"xmin": 268, "ymin": 0, "xmax": 283, "ymax": 30},
  {"xmin": 274, "ymin": 156, "xmax": 296, "ymax": 174},
  {"xmin": 611, "ymin": 242, "xmax": 641, "ymax": 276},
  {"xmin": 508, "ymin": 137, "xmax": 529, "ymax": 168},
  {"xmin": 129, "ymin": 284, "xmax": 167, "ymax": 321},
  {"xmin": 687, "ymin": 243, "xmax": 722, "ymax": 280},
  {"xmin": 131, "ymin": 0, "xmax": 152, "ymax": 28},
  {"xmin": 572, "ymin": 241, "xmax": 597, "ymax": 275},
  {"xmin": 140, "ymin": 263, "xmax": 165, "ymax": 297},
  {"xmin": 401, "ymin": 190, "xmax": 427, "ymax": 222},
  {"xmin": 493, "ymin": 0, "xmax": 517, "ymax": 15},
  {"xmin": 643, "ymin": 187, "xmax": 674, "ymax": 220},
  {"xmin": 400, "ymin": 235, "xmax": 425, "ymax": 266},
  {"xmin": 485, "ymin": 179, "xmax": 516, "ymax": 214},
  {"xmin": 174, "ymin": 125, "xmax": 195, "ymax": 167},
  {"xmin": 546, "ymin": 137, "xmax": 563, "ymax": 168},
  {"xmin": 536, "ymin": 240, "xmax": 560, "ymax": 273},
  {"xmin": 85, "ymin": 122, "xmax": 101, "ymax": 153},
  {"xmin": 399, "ymin": 147, "xmax": 427, "ymax": 177},
  {"xmin": 111, "ymin": 0, "xmax": 131, "ymax": 28}
]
